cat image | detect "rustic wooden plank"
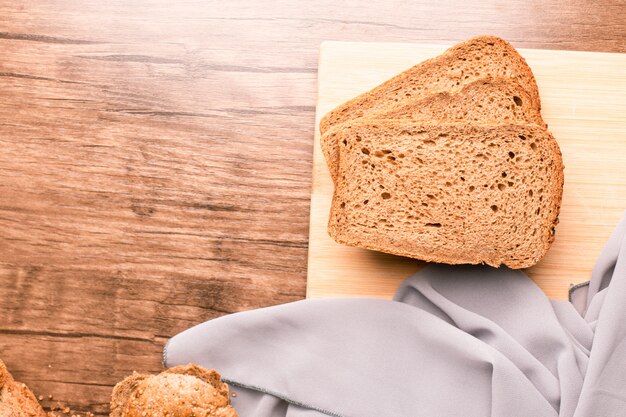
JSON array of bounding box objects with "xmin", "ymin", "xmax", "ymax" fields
[{"xmin": 0, "ymin": 0, "xmax": 625, "ymax": 415}]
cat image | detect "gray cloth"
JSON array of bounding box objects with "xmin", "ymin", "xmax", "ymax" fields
[{"xmin": 164, "ymin": 212, "xmax": 626, "ymax": 417}]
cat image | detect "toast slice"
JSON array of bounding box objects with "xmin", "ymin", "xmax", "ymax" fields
[
  {"xmin": 328, "ymin": 121, "xmax": 563, "ymax": 269},
  {"xmin": 319, "ymin": 35, "xmax": 541, "ymax": 135},
  {"xmin": 322, "ymin": 77, "xmax": 546, "ymax": 181}
]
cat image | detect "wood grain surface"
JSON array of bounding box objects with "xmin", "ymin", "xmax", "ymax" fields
[
  {"xmin": 308, "ymin": 41, "xmax": 626, "ymax": 300},
  {"xmin": 0, "ymin": 0, "xmax": 625, "ymax": 415}
]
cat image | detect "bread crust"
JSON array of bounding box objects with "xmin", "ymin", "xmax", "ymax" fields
[
  {"xmin": 322, "ymin": 36, "xmax": 562, "ymax": 268},
  {"xmin": 0, "ymin": 359, "xmax": 47, "ymax": 417},
  {"xmin": 328, "ymin": 121, "xmax": 563, "ymax": 269},
  {"xmin": 110, "ymin": 365, "xmax": 237, "ymax": 417},
  {"xmin": 319, "ymin": 35, "xmax": 541, "ymax": 135}
]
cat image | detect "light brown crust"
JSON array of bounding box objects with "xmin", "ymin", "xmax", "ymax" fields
[
  {"xmin": 0, "ymin": 360, "xmax": 7, "ymax": 388},
  {"xmin": 328, "ymin": 121, "xmax": 564, "ymax": 269},
  {"xmin": 110, "ymin": 365, "xmax": 237, "ymax": 417},
  {"xmin": 0, "ymin": 359, "xmax": 47, "ymax": 417},
  {"xmin": 319, "ymin": 35, "xmax": 541, "ymax": 136}
]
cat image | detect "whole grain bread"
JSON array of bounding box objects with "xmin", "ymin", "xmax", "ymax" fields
[
  {"xmin": 319, "ymin": 35, "xmax": 540, "ymax": 135},
  {"xmin": 322, "ymin": 77, "xmax": 546, "ymax": 181},
  {"xmin": 328, "ymin": 121, "xmax": 563, "ymax": 269},
  {"xmin": 110, "ymin": 365, "xmax": 237, "ymax": 417},
  {"xmin": 0, "ymin": 359, "xmax": 47, "ymax": 417}
]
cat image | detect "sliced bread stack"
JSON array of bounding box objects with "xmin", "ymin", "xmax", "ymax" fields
[{"xmin": 321, "ymin": 35, "xmax": 564, "ymax": 269}]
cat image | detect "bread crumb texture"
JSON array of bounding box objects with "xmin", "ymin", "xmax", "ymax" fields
[
  {"xmin": 328, "ymin": 122, "xmax": 563, "ymax": 269},
  {"xmin": 319, "ymin": 35, "xmax": 541, "ymax": 136},
  {"xmin": 323, "ymin": 36, "xmax": 563, "ymax": 269},
  {"xmin": 110, "ymin": 365, "xmax": 238, "ymax": 417},
  {"xmin": 0, "ymin": 359, "xmax": 47, "ymax": 417}
]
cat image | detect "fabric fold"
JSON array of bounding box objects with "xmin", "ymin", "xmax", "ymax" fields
[{"xmin": 164, "ymin": 211, "xmax": 626, "ymax": 417}]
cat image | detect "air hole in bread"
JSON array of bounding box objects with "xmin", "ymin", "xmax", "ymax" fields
[
  {"xmin": 424, "ymin": 140, "xmax": 435, "ymax": 146},
  {"xmin": 508, "ymin": 181, "xmax": 514, "ymax": 186},
  {"xmin": 387, "ymin": 156, "xmax": 396, "ymax": 161},
  {"xmin": 513, "ymin": 96, "xmax": 523, "ymax": 106},
  {"xmin": 498, "ymin": 183, "xmax": 506, "ymax": 191},
  {"xmin": 340, "ymin": 202, "xmax": 345, "ymax": 209},
  {"xmin": 342, "ymin": 139, "xmax": 347, "ymax": 146},
  {"xmin": 502, "ymin": 171, "xmax": 507, "ymax": 177},
  {"xmin": 422, "ymin": 202, "xmax": 428, "ymax": 207},
  {"xmin": 519, "ymin": 135, "xmax": 526, "ymax": 141},
  {"xmin": 425, "ymin": 223, "xmax": 442, "ymax": 227},
  {"xmin": 536, "ymin": 208, "xmax": 541, "ymax": 215},
  {"xmin": 528, "ymin": 190, "xmax": 534, "ymax": 196},
  {"xmin": 363, "ymin": 199, "xmax": 369, "ymax": 205},
  {"xmin": 508, "ymin": 151, "xmax": 515, "ymax": 159},
  {"xmin": 381, "ymin": 192, "xmax": 391, "ymax": 199},
  {"xmin": 460, "ymin": 176, "xmax": 465, "ymax": 181},
  {"xmin": 445, "ymin": 181, "xmax": 452, "ymax": 187},
  {"xmin": 361, "ymin": 148, "xmax": 370, "ymax": 155},
  {"xmin": 469, "ymin": 185, "xmax": 475, "ymax": 192},
  {"xmin": 374, "ymin": 150, "xmax": 384, "ymax": 157},
  {"xmin": 530, "ymin": 142, "xmax": 537, "ymax": 151},
  {"xmin": 491, "ymin": 205, "xmax": 498, "ymax": 212},
  {"xmin": 398, "ymin": 153, "xmax": 405, "ymax": 158}
]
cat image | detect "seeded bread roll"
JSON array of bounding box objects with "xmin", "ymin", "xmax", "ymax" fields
[
  {"xmin": 322, "ymin": 77, "xmax": 546, "ymax": 181},
  {"xmin": 110, "ymin": 365, "xmax": 237, "ymax": 417},
  {"xmin": 319, "ymin": 35, "xmax": 541, "ymax": 135},
  {"xmin": 0, "ymin": 359, "xmax": 46, "ymax": 417},
  {"xmin": 328, "ymin": 121, "xmax": 563, "ymax": 269}
]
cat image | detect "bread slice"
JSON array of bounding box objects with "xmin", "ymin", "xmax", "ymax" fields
[
  {"xmin": 322, "ymin": 77, "xmax": 546, "ymax": 181},
  {"xmin": 319, "ymin": 35, "xmax": 540, "ymax": 135},
  {"xmin": 328, "ymin": 121, "xmax": 563, "ymax": 269}
]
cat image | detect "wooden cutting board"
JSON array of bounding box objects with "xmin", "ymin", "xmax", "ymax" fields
[{"xmin": 307, "ymin": 41, "xmax": 626, "ymax": 301}]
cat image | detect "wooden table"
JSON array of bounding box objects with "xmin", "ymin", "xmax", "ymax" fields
[{"xmin": 0, "ymin": 1, "xmax": 624, "ymax": 415}]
